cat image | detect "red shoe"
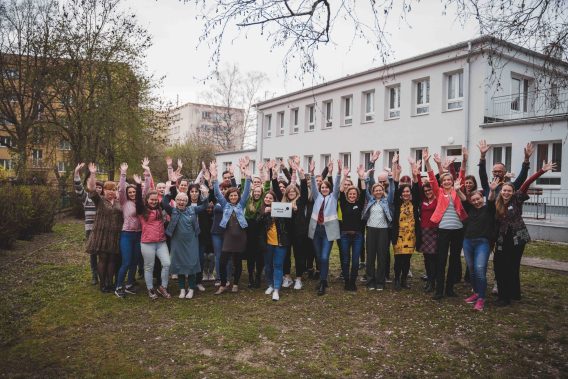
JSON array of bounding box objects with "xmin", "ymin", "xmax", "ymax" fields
[
  {"xmin": 473, "ymin": 298, "xmax": 485, "ymax": 311},
  {"xmin": 157, "ymin": 286, "xmax": 171, "ymax": 299},
  {"xmin": 465, "ymin": 293, "xmax": 479, "ymax": 304}
]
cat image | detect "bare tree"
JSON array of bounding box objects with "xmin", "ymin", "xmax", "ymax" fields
[
  {"xmin": 0, "ymin": 0, "xmax": 57, "ymax": 180},
  {"xmin": 200, "ymin": 63, "xmax": 267, "ymax": 151}
]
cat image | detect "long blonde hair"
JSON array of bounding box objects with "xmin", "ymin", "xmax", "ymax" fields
[
  {"xmin": 495, "ymin": 182, "xmax": 514, "ymax": 219},
  {"xmin": 284, "ymin": 184, "xmax": 300, "ymax": 207}
]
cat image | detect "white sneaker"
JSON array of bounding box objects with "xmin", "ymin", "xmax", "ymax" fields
[
  {"xmin": 185, "ymin": 289, "xmax": 194, "ymax": 299},
  {"xmin": 178, "ymin": 289, "xmax": 186, "ymax": 299},
  {"xmin": 282, "ymin": 277, "xmax": 293, "ymax": 288},
  {"xmin": 272, "ymin": 290, "xmax": 280, "ymax": 301},
  {"xmin": 293, "ymin": 278, "xmax": 303, "ymax": 290},
  {"xmin": 492, "ymin": 282, "xmax": 498, "ymax": 295},
  {"xmin": 197, "ymin": 284, "xmax": 206, "ymax": 292},
  {"xmin": 408, "ymin": 270, "xmax": 413, "ymax": 278},
  {"xmin": 214, "ymin": 280, "xmax": 221, "ymax": 287},
  {"xmin": 265, "ymin": 286, "xmax": 274, "ymax": 295},
  {"xmin": 172, "ymin": 274, "xmax": 178, "ymax": 279}
]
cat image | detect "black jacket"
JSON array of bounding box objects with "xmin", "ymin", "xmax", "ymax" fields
[
  {"xmin": 391, "ymin": 182, "xmax": 422, "ymax": 250},
  {"xmin": 258, "ymin": 210, "xmax": 292, "ymax": 247}
]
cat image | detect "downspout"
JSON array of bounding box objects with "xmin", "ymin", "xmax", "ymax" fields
[
  {"xmin": 464, "ymin": 41, "xmax": 472, "ymax": 171},
  {"xmin": 257, "ymin": 108, "xmax": 264, "ymax": 162}
]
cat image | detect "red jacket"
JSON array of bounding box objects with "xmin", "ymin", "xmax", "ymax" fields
[
  {"xmin": 427, "ymin": 170, "xmax": 468, "ymax": 224},
  {"xmin": 139, "ymin": 209, "xmax": 166, "ymax": 243}
]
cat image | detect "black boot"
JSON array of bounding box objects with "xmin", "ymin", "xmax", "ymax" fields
[
  {"xmin": 317, "ymin": 280, "xmax": 327, "ymax": 296},
  {"xmin": 349, "ymin": 278, "xmax": 357, "ymax": 292},
  {"xmin": 394, "ymin": 278, "xmax": 402, "ymax": 291},
  {"xmin": 401, "ymin": 276, "xmax": 410, "ymax": 289},
  {"xmin": 424, "ymin": 281, "xmax": 434, "ymax": 293},
  {"xmin": 254, "ymin": 273, "xmax": 262, "ymax": 288}
]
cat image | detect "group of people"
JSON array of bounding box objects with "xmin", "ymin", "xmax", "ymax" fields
[{"xmin": 74, "ymin": 140, "xmax": 556, "ymax": 310}]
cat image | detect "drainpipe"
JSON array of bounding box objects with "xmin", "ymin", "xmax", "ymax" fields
[
  {"xmin": 257, "ymin": 108, "xmax": 264, "ymax": 162},
  {"xmin": 464, "ymin": 41, "xmax": 472, "ymax": 171}
]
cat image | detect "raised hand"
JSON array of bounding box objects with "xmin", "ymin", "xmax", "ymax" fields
[
  {"xmin": 342, "ymin": 164, "xmax": 349, "ymax": 177},
  {"xmin": 542, "ymin": 161, "xmax": 557, "ymax": 172},
  {"xmin": 141, "ymin": 157, "xmax": 150, "ymax": 172},
  {"xmin": 391, "ymin": 152, "xmax": 399, "ymax": 165},
  {"xmin": 433, "ymin": 153, "xmax": 442, "ymax": 164},
  {"xmin": 88, "ymin": 162, "xmax": 97, "ymax": 173},
  {"xmin": 294, "ymin": 155, "xmax": 300, "ymax": 165},
  {"xmin": 327, "ymin": 160, "xmax": 333, "ymax": 174},
  {"xmin": 177, "ymin": 159, "xmax": 183, "ymax": 169},
  {"xmin": 132, "ymin": 174, "xmax": 142, "ymax": 184},
  {"xmin": 371, "ymin": 150, "xmax": 381, "ymax": 163},
  {"xmin": 74, "ymin": 162, "xmax": 85, "ymax": 175},
  {"xmin": 454, "ymin": 177, "xmax": 462, "ymax": 191},
  {"xmin": 422, "ymin": 148, "xmax": 430, "ymax": 161},
  {"xmin": 489, "ymin": 177, "xmax": 500, "ymax": 191},
  {"xmin": 228, "ymin": 163, "xmax": 234, "ymax": 176},
  {"xmin": 170, "ymin": 171, "xmax": 181, "ymax": 183},
  {"xmin": 309, "ymin": 159, "xmax": 315, "ymax": 174},
  {"xmin": 337, "ymin": 158, "xmax": 343, "ymax": 173},
  {"xmin": 120, "ymin": 162, "xmax": 128, "ymax": 173},
  {"xmin": 477, "ymin": 139, "xmax": 490, "ymax": 157},
  {"xmin": 165, "ymin": 156, "xmax": 172, "ymax": 167},
  {"xmin": 209, "ymin": 161, "xmax": 218, "ymax": 178},
  {"xmin": 357, "ymin": 164, "xmax": 365, "ymax": 179},
  {"xmin": 524, "ymin": 143, "xmax": 535, "ymax": 160},
  {"xmin": 442, "ymin": 157, "xmax": 455, "ymax": 171},
  {"xmin": 257, "ymin": 161, "xmax": 264, "ymax": 172},
  {"xmin": 462, "ymin": 146, "xmax": 468, "ymax": 162}
]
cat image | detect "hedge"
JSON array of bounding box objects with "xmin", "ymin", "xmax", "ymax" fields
[{"xmin": 0, "ymin": 185, "xmax": 60, "ymax": 249}]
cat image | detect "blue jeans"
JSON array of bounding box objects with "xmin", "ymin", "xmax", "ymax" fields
[
  {"xmin": 312, "ymin": 225, "xmax": 333, "ymax": 281},
  {"xmin": 264, "ymin": 245, "xmax": 287, "ymax": 289},
  {"xmin": 116, "ymin": 231, "xmax": 141, "ymax": 289},
  {"xmin": 212, "ymin": 234, "xmax": 232, "ymax": 281},
  {"xmin": 339, "ymin": 231, "xmax": 363, "ymax": 282},
  {"xmin": 463, "ymin": 237, "xmax": 490, "ymax": 299}
]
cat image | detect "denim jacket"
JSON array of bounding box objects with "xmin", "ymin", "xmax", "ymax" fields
[
  {"xmin": 362, "ymin": 176, "xmax": 394, "ymax": 223},
  {"xmin": 162, "ymin": 194, "xmax": 207, "ymax": 237},
  {"xmin": 213, "ymin": 178, "xmax": 251, "ymax": 229}
]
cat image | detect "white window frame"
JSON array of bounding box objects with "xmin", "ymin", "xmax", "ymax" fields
[
  {"xmin": 446, "ymin": 71, "xmax": 464, "ymax": 110},
  {"xmin": 321, "ymin": 154, "xmax": 331, "ymax": 168},
  {"xmin": 384, "ymin": 149, "xmax": 400, "ymax": 170},
  {"xmin": 534, "ymin": 141, "xmax": 562, "ymax": 187},
  {"xmin": 511, "ymin": 76, "xmax": 531, "ymax": 113},
  {"xmin": 387, "ymin": 86, "xmax": 401, "ymax": 119},
  {"xmin": 57, "ymin": 161, "xmax": 70, "ymax": 173},
  {"xmin": 291, "ymin": 108, "xmax": 299, "ymax": 133},
  {"xmin": 304, "ymin": 155, "xmax": 313, "ymax": 168},
  {"xmin": 361, "ymin": 151, "xmax": 372, "ymax": 169},
  {"xmin": 250, "ymin": 160, "xmax": 256, "ymax": 174},
  {"xmin": 490, "ymin": 145, "xmax": 512, "ymax": 173},
  {"xmin": 277, "ymin": 111, "xmax": 285, "ymax": 136},
  {"xmin": 265, "ymin": 114, "xmax": 272, "ymax": 138},
  {"xmin": 363, "ymin": 90, "xmax": 375, "ymax": 122},
  {"xmin": 31, "ymin": 148, "xmax": 43, "ymax": 167},
  {"xmin": 0, "ymin": 159, "xmax": 13, "ymax": 170},
  {"xmin": 443, "ymin": 146, "xmax": 463, "ymax": 172},
  {"xmin": 411, "ymin": 148, "xmax": 427, "ymax": 174},
  {"xmin": 415, "ymin": 79, "xmax": 430, "ymax": 115},
  {"xmin": 342, "ymin": 96, "xmax": 353, "ymax": 126},
  {"xmin": 340, "ymin": 153, "xmax": 351, "ymax": 169},
  {"xmin": 0, "ymin": 135, "xmax": 12, "ymax": 148},
  {"xmin": 58, "ymin": 140, "xmax": 71, "ymax": 150},
  {"xmin": 323, "ymin": 100, "xmax": 333, "ymax": 129},
  {"xmin": 306, "ymin": 105, "xmax": 315, "ymax": 131}
]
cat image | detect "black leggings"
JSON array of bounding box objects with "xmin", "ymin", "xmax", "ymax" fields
[
  {"xmin": 495, "ymin": 231, "xmax": 526, "ymax": 302},
  {"xmin": 435, "ymin": 228, "xmax": 464, "ymax": 295},
  {"xmin": 284, "ymin": 235, "xmax": 307, "ymax": 277},
  {"xmin": 220, "ymin": 251, "xmax": 243, "ymax": 286},
  {"xmin": 97, "ymin": 253, "xmax": 117, "ymax": 289},
  {"xmin": 423, "ymin": 254, "xmax": 437, "ymax": 283},
  {"xmin": 394, "ymin": 255, "xmax": 411, "ymax": 282}
]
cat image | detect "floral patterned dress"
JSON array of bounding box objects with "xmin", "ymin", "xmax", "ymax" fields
[{"xmin": 394, "ymin": 201, "xmax": 415, "ymax": 255}]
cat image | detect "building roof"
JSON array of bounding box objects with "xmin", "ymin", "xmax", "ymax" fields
[
  {"xmin": 254, "ymin": 35, "xmax": 568, "ymax": 108},
  {"xmin": 170, "ymin": 101, "xmax": 244, "ymax": 113},
  {"xmin": 214, "ymin": 148, "xmax": 257, "ymax": 157}
]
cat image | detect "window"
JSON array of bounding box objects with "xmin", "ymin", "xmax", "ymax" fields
[
  {"xmin": 412, "ymin": 148, "xmax": 427, "ymax": 173},
  {"xmin": 250, "ymin": 160, "xmax": 256, "ymax": 174},
  {"xmin": 535, "ymin": 141, "xmax": 562, "ymax": 186},
  {"xmin": 304, "ymin": 155, "xmax": 313, "ymax": 168},
  {"xmin": 2, "ymin": 68, "xmax": 18, "ymax": 79},
  {"xmin": 511, "ymin": 77, "xmax": 530, "ymax": 112},
  {"xmin": 277, "ymin": 112, "xmax": 285, "ymax": 136},
  {"xmin": 0, "ymin": 135, "xmax": 12, "ymax": 148},
  {"xmin": 265, "ymin": 114, "xmax": 272, "ymax": 137},
  {"xmin": 361, "ymin": 151, "xmax": 372, "ymax": 169},
  {"xmin": 291, "ymin": 108, "xmax": 299, "ymax": 133},
  {"xmin": 491, "ymin": 145, "xmax": 512, "ymax": 173},
  {"xmin": 306, "ymin": 105, "xmax": 315, "ymax": 131},
  {"xmin": 321, "ymin": 154, "xmax": 331, "ymax": 168},
  {"xmin": 323, "ymin": 101, "xmax": 333, "ymax": 128},
  {"xmin": 31, "ymin": 149, "xmax": 43, "ymax": 167},
  {"xmin": 415, "ymin": 79, "xmax": 430, "ymax": 115},
  {"xmin": 388, "ymin": 86, "xmax": 400, "ymax": 119},
  {"xmin": 446, "ymin": 71, "xmax": 464, "ymax": 110},
  {"xmin": 0, "ymin": 159, "xmax": 13, "ymax": 170},
  {"xmin": 444, "ymin": 146, "xmax": 463, "ymax": 172},
  {"xmin": 201, "ymin": 111, "xmax": 211, "ymax": 119},
  {"xmin": 340, "ymin": 153, "xmax": 351, "ymax": 169},
  {"xmin": 223, "ymin": 162, "xmax": 232, "ymax": 172},
  {"xmin": 342, "ymin": 96, "xmax": 353, "ymax": 125},
  {"xmin": 363, "ymin": 90, "xmax": 375, "ymax": 122},
  {"xmin": 549, "ymin": 83, "xmax": 559, "ymax": 110},
  {"xmin": 58, "ymin": 140, "xmax": 71, "ymax": 150},
  {"xmin": 57, "ymin": 161, "xmax": 70, "ymax": 173}
]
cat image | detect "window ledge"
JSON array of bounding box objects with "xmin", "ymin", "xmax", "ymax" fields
[
  {"xmin": 361, "ymin": 120, "xmax": 375, "ymax": 125},
  {"xmin": 443, "ymin": 107, "xmax": 463, "ymax": 113},
  {"xmin": 385, "ymin": 117, "xmax": 400, "ymax": 121},
  {"xmin": 411, "ymin": 112, "xmax": 430, "ymax": 117},
  {"xmin": 322, "ymin": 127, "xmax": 332, "ymax": 131},
  {"xmin": 340, "ymin": 124, "xmax": 352, "ymax": 127},
  {"xmin": 305, "ymin": 129, "xmax": 315, "ymax": 133}
]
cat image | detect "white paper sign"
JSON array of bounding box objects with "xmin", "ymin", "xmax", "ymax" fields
[{"xmin": 270, "ymin": 202, "xmax": 292, "ymax": 218}]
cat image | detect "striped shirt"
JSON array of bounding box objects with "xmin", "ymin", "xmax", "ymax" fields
[
  {"xmin": 439, "ymin": 195, "xmax": 463, "ymax": 230},
  {"xmin": 367, "ymin": 202, "xmax": 389, "ymax": 228},
  {"xmin": 74, "ymin": 177, "xmax": 97, "ymax": 232}
]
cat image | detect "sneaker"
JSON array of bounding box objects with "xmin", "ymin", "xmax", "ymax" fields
[
  {"xmin": 465, "ymin": 293, "xmax": 479, "ymax": 304},
  {"xmin": 282, "ymin": 277, "xmax": 293, "ymax": 288},
  {"xmin": 197, "ymin": 284, "xmax": 206, "ymax": 292},
  {"xmin": 407, "ymin": 270, "xmax": 413, "ymax": 278},
  {"xmin": 157, "ymin": 286, "xmax": 171, "ymax": 299},
  {"xmin": 179, "ymin": 289, "xmax": 186, "ymax": 299},
  {"xmin": 366, "ymin": 281, "xmax": 376, "ymax": 291},
  {"xmin": 265, "ymin": 286, "xmax": 274, "ymax": 295},
  {"xmin": 272, "ymin": 290, "xmax": 280, "ymax": 301},
  {"xmin": 231, "ymin": 284, "xmax": 239, "ymax": 293},
  {"xmin": 148, "ymin": 288, "xmax": 158, "ymax": 300},
  {"xmin": 360, "ymin": 275, "xmax": 368, "ymax": 283},
  {"xmin": 473, "ymin": 298, "xmax": 485, "ymax": 311},
  {"xmin": 492, "ymin": 283, "xmax": 498, "ymax": 295},
  {"xmin": 124, "ymin": 284, "xmax": 138, "ymax": 295},
  {"xmin": 359, "ymin": 261, "xmax": 366, "ymax": 270},
  {"xmin": 376, "ymin": 284, "xmax": 385, "ymax": 291},
  {"xmin": 171, "ymin": 274, "xmax": 178, "ymax": 280},
  {"xmin": 185, "ymin": 289, "xmax": 194, "ymax": 299},
  {"xmin": 214, "ymin": 286, "xmax": 226, "ymax": 295},
  {"xmin": 214, "ymin": 280, "xmax": 221, "ymax": 287},
  {"xmin": 114, "ymin": 287, "xmax": 126, "ymax": 298},
  {"xmin": 293, "ymin": 278, "xmax": 303, "ymax": 290}
]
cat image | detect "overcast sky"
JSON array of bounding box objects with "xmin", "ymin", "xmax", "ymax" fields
[{"xmin": 123, "ymin": 0, "xmax": 480, "ymax": 105}]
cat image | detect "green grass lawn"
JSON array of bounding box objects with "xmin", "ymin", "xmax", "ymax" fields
[
  {"xmin": 0, "ymin": 219, "xmax": 567, "ymax": 377},
  {"xmin": 524, "ymin": 241, "xmax": 568, "ymax": 262}
]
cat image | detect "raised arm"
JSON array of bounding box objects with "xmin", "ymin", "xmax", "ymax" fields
[
  {"xmin": 210, "ymin": 162, "xmax": 227, "ymax": 207},
  {"xmin": 309, "ymin": 160, "xmax": 321, "ymax": 200},
  {"xmin": 73, "ymin": 162, "xmax": 87, "ymax": 203},
  {"xmin": 162, "ymin": 182, "xmax": 174, "ymax": 215},
  {"xmin": 166, "ymin": 156, "xmax": 173, "ymax": 182},
  {"xmin": 239, "ymin": 167, "xmax": 252, "ymax": 208},
  {"xmin": 513, "ymin": 142, "xmax": 534, "ymax": 189},
  {"xmin": 133, "ymin": 175, "xmax": 144, "ymax": 215},
  {"xmin": 424, "ymin": 148, "xmax": 440, "ymax": 194},
  {"xmin": 519, "ymin": 161, "xmax": 556, "ymax": 193},
  {"xmin": 119, "ymin": 162, "xmax": 128, "ymax": 205},
  {"xmin": 477, "ymin": 139, "xmax": 490, "ymax": 196}
]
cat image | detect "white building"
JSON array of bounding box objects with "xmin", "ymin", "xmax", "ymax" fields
[
  {"xmin": 166, "ymin": 101, "xmax": 245, "ymax": 151},
  {"xmin": 216, "ymin": 37, "xmax": 568, "ymax": 207}
]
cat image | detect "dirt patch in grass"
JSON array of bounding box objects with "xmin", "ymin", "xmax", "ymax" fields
[{"xmin": 0, "ymin": 218, "xmax": 567, "ymax": 377}]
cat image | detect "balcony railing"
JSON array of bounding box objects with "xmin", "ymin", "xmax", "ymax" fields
[{"xmin": 485, "ymin": 87, "xmax": 568, "ymax": 123}]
